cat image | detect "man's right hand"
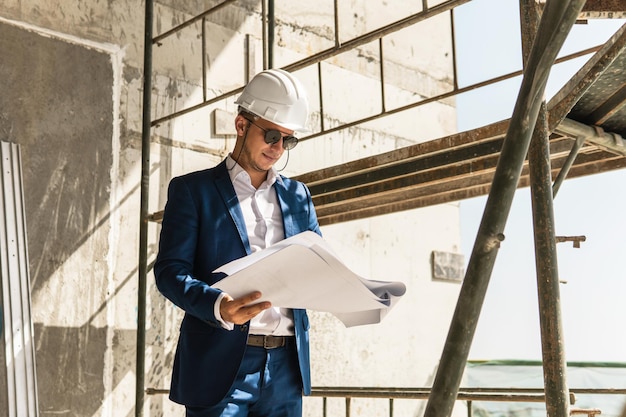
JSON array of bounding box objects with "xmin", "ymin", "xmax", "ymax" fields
[{"xmin": 219, "ymin": 291, "xmax": 272, "ymax": 325}]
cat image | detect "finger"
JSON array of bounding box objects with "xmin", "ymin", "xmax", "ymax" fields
[
  {"xmin": 225, "ymin": 302, "xmax": 272, "ymax": 325},
  {"xmin": 219, "ymin": 292, "xmax": 271, "ymax": 323},
  {"xmin": 244, "ymin": 300, "xmax": 272, "ymax": 315},
  {"xmin": 218, "ymin": 291, "xmax": 256, "ymax": 314},
  {"xmin": 234, "ymin": 291, "xmax": 263, "ymax": 307}
]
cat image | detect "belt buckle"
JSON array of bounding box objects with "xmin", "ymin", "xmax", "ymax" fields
[{"xmin": 263, "ymin": 336, "xmax": 272, "ymax": 349}]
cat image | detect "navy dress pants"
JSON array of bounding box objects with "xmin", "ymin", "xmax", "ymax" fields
[{"xmin": 185, "ymin": 342, "xmax": 303, "ymax": 417}]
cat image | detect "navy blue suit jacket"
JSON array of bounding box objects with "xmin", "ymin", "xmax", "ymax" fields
[{"xmin": 154, "ymin": 159, "xmax": 321, "ymax": 407}]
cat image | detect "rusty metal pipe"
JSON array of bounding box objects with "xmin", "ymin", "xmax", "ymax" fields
[
  {"xmin": 529, "ymin": 105, "xmax": 571, "ymax": 417},
  {"xmin": 557, "ymin": 118, "xmax": 626, "ymax": 156},
  {"xmin": 525, "ymin": 2, "xmax": 571, "ymax": 411},
  {"xmin": 552, "ymin": 133, "xmax": 585, "ymax": 197}
]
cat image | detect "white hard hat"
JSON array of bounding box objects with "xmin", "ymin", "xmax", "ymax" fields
[{"xmin": 235, "ymin": 69, "xmax": 310, "ymax": 133}]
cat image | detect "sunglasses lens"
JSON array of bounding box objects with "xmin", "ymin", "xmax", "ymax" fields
[
  {"xmin": 283, "ymin": 136, "xmax": 298, "ymax": 150},
  {"xmin": 263, "ymin": 130, "xmax": 298, "ymax": 150},
  {"xmin": 264, "ymin": 130, "xmax": 282, "ymax": 145}
]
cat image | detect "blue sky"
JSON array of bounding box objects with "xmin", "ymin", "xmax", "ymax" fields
[{"xmin": 453, "ymin": 0, "xmax": 626, "ymax": 362}]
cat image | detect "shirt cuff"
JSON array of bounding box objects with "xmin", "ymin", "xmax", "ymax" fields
[{"xmin": 214, "ymin": 292, "xmax": 235, "ymax": 331}]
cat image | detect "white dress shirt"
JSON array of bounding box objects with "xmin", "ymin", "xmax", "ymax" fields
[{"xmin": 213, "ymin": 155, "xmax": 295, "ymax": 335}]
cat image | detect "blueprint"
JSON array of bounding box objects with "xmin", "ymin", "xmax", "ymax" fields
[{"xmin": 213, "ymin": 231, "xmax": 406, "ymax": 327}]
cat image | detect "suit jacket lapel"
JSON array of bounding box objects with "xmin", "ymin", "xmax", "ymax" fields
[
  {"xmin": 275, "ymin": 178, "xmax": 297, "ymax": 238},
  {"xmin": 214, "ymin": 160, "xmax": 252, "ymax": 255}
]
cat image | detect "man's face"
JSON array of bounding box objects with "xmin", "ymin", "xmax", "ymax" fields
[{"xmin": 233, "ymin": 114, "xmax": 293, "ymax": 174}]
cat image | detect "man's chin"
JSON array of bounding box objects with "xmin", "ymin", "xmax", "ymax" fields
[{"xmin": 252, "ymin": 163, "xmax": 273, "ymax": 172}]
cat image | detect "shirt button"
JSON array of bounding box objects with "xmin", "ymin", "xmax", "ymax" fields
[{"xmin": 240, "ymin": 324, "xmax": 248, "ymax": 332}]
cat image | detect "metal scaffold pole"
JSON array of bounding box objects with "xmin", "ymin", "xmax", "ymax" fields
[
  {"xmin": 423, "ymin": 2, "xmax": 586, "ymax": 417},
  {"xmin": 523, "ymin": 1, "xmax": 570, "ymax": 415},
  {"xmin": 136, "ymin": 0, "xmax": 154, "ymax": 415},
  {"xmin": 529, "ymin": 103, "xmax": 571, "ymax": 417}
]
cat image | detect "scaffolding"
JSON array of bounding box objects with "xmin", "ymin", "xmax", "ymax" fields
[{"xmin": 137, "ymin": 1, "xmax": 626, "ymax": 416}]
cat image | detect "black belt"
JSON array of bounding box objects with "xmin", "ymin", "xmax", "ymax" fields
[{"xmin": 247, "ymin": 335, "xmax": 294, "ymax": 349}]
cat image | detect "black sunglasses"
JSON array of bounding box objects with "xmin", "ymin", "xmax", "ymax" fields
[{"xmin": 244, "ymin": 118, "xmax": 299, "ymax": 150}]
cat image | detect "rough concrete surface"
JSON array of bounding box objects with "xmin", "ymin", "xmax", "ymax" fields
[
  {"xmin": 0, "ymin": 1, "xmax": 460, "ymax": 416},
  {"xmin": 0, "ymin": 21, "xmax": 116, "ymax": 416}
]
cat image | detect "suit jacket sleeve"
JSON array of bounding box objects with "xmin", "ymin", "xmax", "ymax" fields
[{"xmin": 154, "ymin": 174, "xmax": 223, "ymax": 326}]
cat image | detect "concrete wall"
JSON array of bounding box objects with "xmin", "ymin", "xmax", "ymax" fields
[{"xmin": 0, "ymin": 1, "xmax": 463, "ymax": 416}]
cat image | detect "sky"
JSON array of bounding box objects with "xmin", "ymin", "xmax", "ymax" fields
[{"xmin": 453, "ymin": 0, "xmax": 626, "ymax": 363}]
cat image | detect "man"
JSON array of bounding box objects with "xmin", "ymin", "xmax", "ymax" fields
[{"xmin": 154, "ymin": 69, "xmax": 320, "ymax": 417}]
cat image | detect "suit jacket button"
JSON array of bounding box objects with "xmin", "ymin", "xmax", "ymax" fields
[{"xmin": 240, "ymin": 324, "xmax": 248, "ymax": 332}]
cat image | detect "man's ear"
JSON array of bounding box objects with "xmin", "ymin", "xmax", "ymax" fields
[{"xmin": 235, "ymin": 115, "xmax": 248, "ymax": 135}]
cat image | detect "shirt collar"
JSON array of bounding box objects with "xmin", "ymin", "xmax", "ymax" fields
[{"xmin": 226, "ymin": 154, "xmax": 283, "ymax": 187}]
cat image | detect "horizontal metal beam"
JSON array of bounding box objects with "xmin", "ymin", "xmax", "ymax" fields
[
  {"xmin": 147, "ymin": 385, "xmax": 626, "ymax": 399},
  {"xmin": 147, "ymin": 116, "xmax": 626, "ymax": 227},
  {"xmin": 582, "ymin": 0, "xmax": 626, "ymax": 12},
  {"xmin": 556, "ymin": 117, "xmax": 626, "ymax": 156},
  {"xmin": 293, "ymin": 116, "xmax": 626, "ymax": 226}
]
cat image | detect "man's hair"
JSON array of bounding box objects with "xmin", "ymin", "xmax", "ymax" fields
[{"xmin": 237, "ymin": 107, "xmax": 258, "ymax": 121}]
